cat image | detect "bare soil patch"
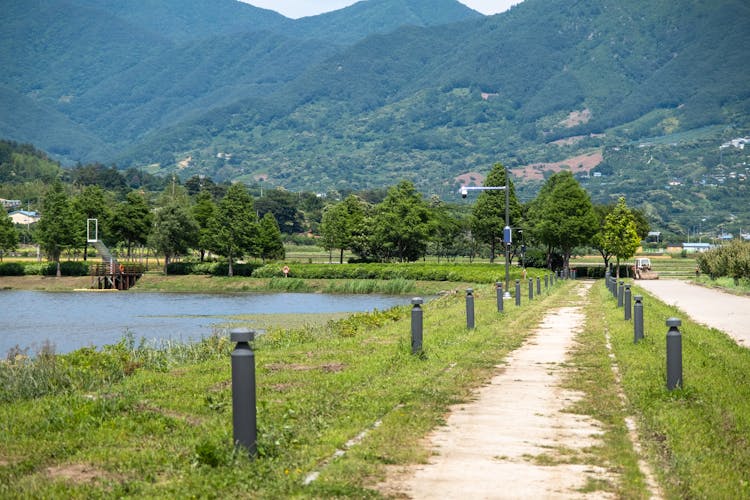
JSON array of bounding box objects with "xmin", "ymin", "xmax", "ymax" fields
[
  {"xmin": 511, "ymin": 151, "xmax": 603, "ymax": 181},
  {"xmin": 46, "ymin": 463, "xmax": 119, "ymax": 484},
  {"xmin": 454, "ymin": 172, "xmax": 486, "ymax": 186}
]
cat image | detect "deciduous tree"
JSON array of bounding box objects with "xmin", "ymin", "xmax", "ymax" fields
[
  {"xmin": 110, "ymin": 191, "xmax": 153, "ymax": 258},
  {"xmin": 602, "ymin": 197, "xmax": 641, "ymax": 277},
  {"xmin": 257, "ymin": 212, "xmax": 285, "ymax": 262},
  {"xmin": 206, "ymin": 183, "xmax": 258, "ymax": 276},
  {"xmin": 371, "ymin": 180, "xmax": 432, "ymax": 262},
  {"xmin": 36, "ymin": 181, "xmax": 75, "ymax": 276},
  {"xmin": 320, "ymin": 195, "xmax": 366, "ymax": 263},
  {"xmin": 527, "ymin": 171, "xmax": 597, "ymax": 272},
  {"xmin": 149, "ymin": 202, "xmax": 199, "ymax": 275}
]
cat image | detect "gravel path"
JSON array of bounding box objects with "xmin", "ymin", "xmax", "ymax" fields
[
  {"xmin": 378, "ymin": 281, "xmax": 618, "ymax": 499},
  {"xmin": 635, "ymin": 280, "xmax": 750, "ymax": 346}
]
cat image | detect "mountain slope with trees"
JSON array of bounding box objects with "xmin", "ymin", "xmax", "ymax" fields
[{"xmin": 1, "ymin": 0, "xmax": 749, "ymax": 237}]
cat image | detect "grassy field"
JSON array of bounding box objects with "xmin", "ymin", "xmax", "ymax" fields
[{"xmin": 2, "ymin": 271, "xmax": 748, "ymax": 497}]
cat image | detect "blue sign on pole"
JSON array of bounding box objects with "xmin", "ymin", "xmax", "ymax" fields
[{"xmin": 503, "ymin": 226, "xmax": 512, "ymax": 244}]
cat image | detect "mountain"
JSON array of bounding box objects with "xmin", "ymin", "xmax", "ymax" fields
[
  {"xmin": 0, "ymin": 0, "xmax": 479, "ymax": 160},
  {"xmin": 122, "ymin": 0, "xmax": 750, "ymax": 185},
  {"xmin": 1, "ymin": 0, "xmax": 749, "ymax": 234},
  {"xmin": 292, "ymin": 0, "xmax": 482, "ymax": 44}
]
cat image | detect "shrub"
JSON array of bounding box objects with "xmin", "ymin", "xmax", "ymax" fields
[
  {"xmin": 697, "ymin": 241, "xmax": 750, "ymax": 281},
  {"xmin": 0, "ymin": 262, "xmax": 25, "ymax": 276}
]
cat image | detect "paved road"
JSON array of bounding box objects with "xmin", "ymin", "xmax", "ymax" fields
[{"xmin": 635, "ymin": 280, "xmax": 750, "ymax": 346}]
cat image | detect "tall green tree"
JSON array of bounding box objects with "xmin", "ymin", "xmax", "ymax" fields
[
  {"xmin": 206, "ymin": 183, "xmax": 258, "ymax": 276},
  {"xmin": 72, "ymin": 185, "xmax": 111, "ymax": 260},
  {"xmin": 371, "ymin": 180, "xmax": 433, "ymax": 262},
  {"xmin": 0, "ymin": 212, "xmax": 19, "ymax": 260},
  {"xmin": 527, "ymin": 171, "xmax": 597, "ymax": 272},
  {"xmin": 191, "ymin": 190, "xmax": 216, "ymax": 262},
  {"xmin": 149, "ymin": 202, "xmax": 199, "ymax": 275},
  {"xmin": 602, "ymin": 197, "xmax": 641, "ymax": 277},
  {"xmin": 470, "ymin": 163, "xmax": 522, "ymax": 263},
  {"xmin": 36, "ymin": 181, "xmax": 75, "ymax": 276},
  {"xmin": 320, "ymin": 195, "xmax": 366, "ymax": 264},
  {"xmin": 429, "ymin": 196, "xmax": 466, "ymax": 263},
  {"xmin": 257, "ymin": 212, "xmax": 285, "ymax": 262},
  {"xmin": 110, "ymin": 191, "xmax": 153, "ymax": 258},
  {"xmin": 591, "ymin": 203, "xmax": 615, "ymax": 269}
]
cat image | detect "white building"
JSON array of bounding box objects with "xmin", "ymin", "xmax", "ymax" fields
[{"xmin": 8, "ymin": 210, "xmax": 40, "ymax": 225}]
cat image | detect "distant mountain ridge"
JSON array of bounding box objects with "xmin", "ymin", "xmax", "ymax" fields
[{"xmin": 1, "ymin": 0, "xmax": 748, "ymax": 227}]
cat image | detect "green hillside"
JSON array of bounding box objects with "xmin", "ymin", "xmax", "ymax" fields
[{"xmin": 1, "ymin": 0, "xmax": 749, "ymax": 237}]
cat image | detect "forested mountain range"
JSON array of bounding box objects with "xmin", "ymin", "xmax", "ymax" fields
[{"xmin": 1, "ymin": 0, "xmax": 749, "ymax": 236}]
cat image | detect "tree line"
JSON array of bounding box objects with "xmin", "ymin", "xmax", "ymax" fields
[{"xmin": 2, "ymin": 162, "xmax": 648, "ymax": 275}]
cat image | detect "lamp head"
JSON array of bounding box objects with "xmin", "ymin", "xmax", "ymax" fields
[{"xmin": 460, "ymin": 187, "xmax": 468, "ymax": 198}]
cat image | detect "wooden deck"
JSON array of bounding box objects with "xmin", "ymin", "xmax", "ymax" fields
[{"xmin": 90, "ymin": 263, "xmax": 144, "ymax": 290}]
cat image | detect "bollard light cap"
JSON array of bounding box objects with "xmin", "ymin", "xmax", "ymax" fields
[
  {"xmin": 411, "ymin": 297, "xmax": 423, "ymax": 305},
  {"xmin": 230, "ymin": 328, "xmax": 255, "ymax": 343},
  {"xmin": 634, "ymin": 295, "xmax": 643, "ymax": 302},
  {"xmin": 666, "ymin": 317, "xmax": 682, "ymax": 328},
  {"xmin": 466, "ymin": 288, "xmax": 473, "ymax": 295}
]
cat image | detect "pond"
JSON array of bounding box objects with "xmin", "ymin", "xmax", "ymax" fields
[{"xmin": 0, "ymin": 290, "xmax": 412, "ymax": 356}]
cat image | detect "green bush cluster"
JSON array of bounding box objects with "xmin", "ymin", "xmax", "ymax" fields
[
  {"xmin": 0, "ymin": 261, "xmax": 89, "ymax": 276},
  {"xmin": 0, "ymin": 262, "xmax": 25, "ymax": 276},
  {"xmin": 165, "ymin": 261, "xmax": 264, "ymax": 276},
  {"xmin": 696, "ymin": 241, "xmax": 750, "ymax": 281}
]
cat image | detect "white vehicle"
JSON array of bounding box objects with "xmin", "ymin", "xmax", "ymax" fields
[{"xmin": 633, "ymin": 257, "xmax": 658, "ymax": 279}]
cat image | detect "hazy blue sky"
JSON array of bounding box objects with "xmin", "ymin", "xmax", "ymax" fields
[{"xmin": 240, "ymin": 0, "xmax": 522, "ymax": 19}]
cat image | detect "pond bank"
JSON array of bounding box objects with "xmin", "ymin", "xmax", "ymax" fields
[{"xmin": 0, "ymin": 274, "xmax": 466, "ymax": 296}]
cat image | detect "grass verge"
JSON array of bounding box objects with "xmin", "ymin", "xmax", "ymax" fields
[{"xmin": 589, "ymin": 282, "xmax": 750, "ymax": 498}]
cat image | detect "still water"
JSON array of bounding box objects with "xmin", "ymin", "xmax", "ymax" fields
[{"xmin": 0, "ymin": 290, "xmax": 411, "ymax": 355}]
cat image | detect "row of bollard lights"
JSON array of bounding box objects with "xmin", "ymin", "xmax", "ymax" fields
[
  {"xmin": 605, "ymin": 271, "xmax": 683, "ymax": 391},
  {"xmin": 229, "ymin": 269, "xmax": 570, "ymax": 457},
  {"xmin": 412, "ymin": 270, "xmax": 565, "ymax": 354}
]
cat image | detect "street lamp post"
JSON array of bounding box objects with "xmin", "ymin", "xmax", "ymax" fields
[{"xmin": 460, "ymin": 169, "xmax": 511, "ymax": 298}]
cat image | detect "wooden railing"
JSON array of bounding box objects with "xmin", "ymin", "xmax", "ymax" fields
[{"xmin": 90, "ymin": 263, "xmax": 145, "ymax": 290}]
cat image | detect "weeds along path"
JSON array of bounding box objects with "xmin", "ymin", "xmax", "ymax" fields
[{"xmin": 379, "ymin": 280, "xmax": 616, "ymax": 498}]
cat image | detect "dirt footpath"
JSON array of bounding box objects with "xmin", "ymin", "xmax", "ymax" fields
[
  {"xmin": 635, "ymin": 280, "xmax": 750, "ymax": 346},
  {"xmin": 379, "ymin": 281, "xmax": 616, "ymax": 499}
]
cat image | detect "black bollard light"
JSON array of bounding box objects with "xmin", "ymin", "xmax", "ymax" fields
[
  {"xmin": 617, "ymin": 281, "xmax": 624, "ymax": 307},
  {"xmin": 544, "ymin": 274, "xmax": 549, "ymax": 290},
  {"xmin": 624, "ymin": 284, "xmax": 632, "ymax": 321},
  {"xmin": 231, "ymin": 328, "xmax": 257, "ymax": 457},
  {"xmin": 666, "ymin": 318, "xmax": 683, "ymax": 390},
  {"xmin": 515, "ymin": 279, "xmax": 521, "ymax": 306},
  {"xmin": 496, "ymin": 282, "xmax": 504, "ymax": 313},
  {"xmin": 466, "ymin": 289, "xmax": 475, "ymax": 329},
  {"xmin": 634, "ymin": 295, "xmax": 644, "ymax": 343},
  {"xmin": 536, "ymin": 276, "xmax": 541, "ymax": 295},
  {"xmin": 605, "ymin": 270, "xmax": 611, "ymax": 292},
  {"xmin": 411, "ymin": 297, "xmax": 423, "ymax": 354},
  {"xmin": 528, "ymin": 278, "xmax": 533, "ymax": 301}
]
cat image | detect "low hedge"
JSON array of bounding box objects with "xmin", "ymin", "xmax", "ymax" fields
[
  {"xmin": 0, "ymin": 261, "xmax": 90, "ymax": 276},
  {"xmin": 251, "ymin": 262, "xmax": 546, "ymax": 283},
  {"xmin": 165, "ymin": 261, "xmax": 264, "ymax": 277},
  {"xmin": 0, "ymin": 262, "xmax": 25, "ymax": 276}
]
